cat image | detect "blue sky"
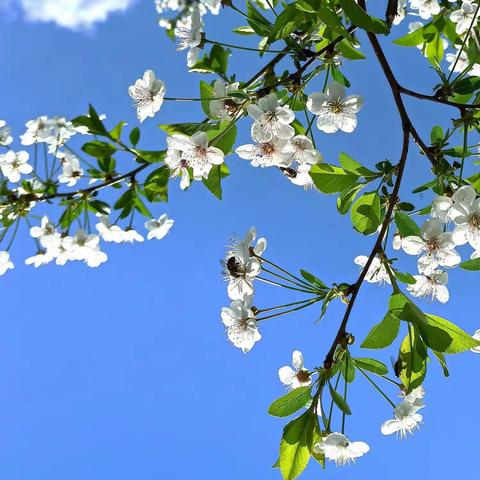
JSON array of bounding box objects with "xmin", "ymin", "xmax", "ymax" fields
[{"xmin": 0, "ymin": 1, "xmax": 479, "ymax": 479}]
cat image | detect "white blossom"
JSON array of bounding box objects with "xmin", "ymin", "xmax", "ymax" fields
[
  {"xmin": 123, "ymin": 228, "xmax": 145, "ymax": 243},
  {"xmin": 30, "ymin": 216, "xmax": 61, "ymax": 249},
  {"xmin": 307, "ymin": 81, "xmax": 363, "ymax": 134},
  {"xmin": 224, "ymin": 227, "xmax": 266, "ymax": 300},
  {"xmin": 278, "ymin": 350, "xmax": 311, "ymax": 389},
  {"xmin": 446, "ymin": 48, "xmax": 480, "ymax": 76},
  {"xmin": 236, "ymin": 137, "xmax": 290, "ymax": 168},
  {"xmin": 401, "ymin": 218, "xmax": 461, "ymax": 275},
  {"xmin": 406, "ymin": 270, "xmax": 449, "ymax": 303},
  {"xmin": 20, "ymin": 116, "xmax": 81, "ymax": 149},
  {"xmin": 221, "ymin": 296, "xmax": 261, "ymax": 353},
  {"xmin": 128, "ymin": 70, "xmax": 166, "ymax": 122},
  {"xmin": 314, "ymin": 433, "xmax": 370, "ymax": 466},
  {"xmin": 209, "ymin": 80, "xmax": 243, "ymax": 119},
  {"xmin": 450, "ymin": 198, "xmax": 480, "ymax": 249},
  {"xmin": 355, "ymin": 255, "xmax": 391, "ymax": 285},
  {"xmin": 430, "ymin": 195, "xmax": 453, "ymax": 222},
  {"xmin": 175, "ymin": 8, "xmax": 202, "ymax": 66},
  {"xmin": 58, "ymin": 150, "xmax": 84, "ymax": 186},
  {"xmin": 0, "ymin": 251, "xmax": 14, "ymax": 276},
  {"xmin": 25, "ymin": 251, "xmax": 54, "ymax": 267},
  {"xmin": 247, "ymin": 93, "xmax": 295, "ymax": 143},
  {"xmin": 381, "ymin": 399, "xmax": 423, "ymax": 438},
  {"xmin": 393, "ymin": 0, "xmax": 407, "ymax": 25},
  {"xmin": 410, "ymin": 0, "xmax": 441, "ymax": 20},
  {"xmin": 450, "ymin": 1, "xmax": 479, "ymax": 35},
  {"xmin": 145, "ymin": 214, "xmax": 174, "ymax": 240},
  {"xmin": 0, "ymin": 120, "xmax": 13, "ymax": 147},
  {"xmin": 0, "ymin": 150, "xmax": 33, "ymax": 183},
  {"xmin": 61, "ymin": 230, "xmax": 107, "ymax": 267}
]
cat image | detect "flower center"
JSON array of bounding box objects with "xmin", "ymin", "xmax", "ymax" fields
[
  {"xmin": 296, "ymin": 370, "xmax": 311, "ymax": 383},
  {"xmin": 469, "ymin": 214, "xmax": 480, "ymax": 229},
  {"xmin": 328, "ymin": 99, "xmax": 344, "ymax": 114},
  {"xmin": 426, "ymin": 239, "xmax": 439, "ymax": 252},
  {"xmin": 226, "ymin": 255, "xmax": 245, "ymax": 278},
  {"xmin": 261, "ymin": 142, "xmax": 275, "ymax": 155}
]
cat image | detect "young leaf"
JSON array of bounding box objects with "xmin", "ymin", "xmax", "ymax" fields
[
  {"xmin": 460, "ymin": 258, "xmax": 480, "ymax": 271},
  {"xmin": 361, "ymin": 311, "xmax": 401, "ymax": 349},
  {"xmin": 353, "ymin": 357, "xmax": 388, "ymax": 375},
  {"xmin": 268, "ymin": 387, "xmax": 312, "ymax": 418},
  {"xmin": 328, "ymin": 382, "xmax": 352, "ymax": 415},
  {"xmin": 350, "ymin": 192, "xmax": 382, "ymax": 235},
  {"xmin": 309, "ymin": 164, "xmax": 358, "ymax": 194},
  {"xmin": 279, "ymin": 412, "xmax": 314, "ymax": 480},
  {"xmin": 394, "ymin": 211, "xmax": 421, "ymax": 237},
  {"xmin": 339, "ymin": 0, "xmax": 390, "ymax": 34}
]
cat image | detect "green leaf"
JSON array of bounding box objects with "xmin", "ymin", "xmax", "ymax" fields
[
  {"xmin": 109, "ymin": 121, "xmax": 127, "ymax": 141},
  {"xmin": 394, "ymin": 211, "xmax": 421, "ymax": 237},
  {"xmin": 190, "ymin": 45, "xmax": 231, "ymax": 75},
  {"xmin": 350, "ymin": 192, "xmax": 382, "ymax": 235},
  {"xmin": 394, "ymin": 271, "xmax": 417, "ymax": 285},
  {"xmin": 268, "ymin": 387, "xmax": 312, "ymax": 418},
  {"xmin": 341, "ymin": 355, "xmax": 355, "ymax": 383},
  {"xmin": 233, "ymin": 25, "xmax": 255, "ymax": 35},
  {"xmin": 328, "ymin": 382, "xmax": 351, "ymax": 415},
  {"xmin": 309, "ymin": 164, "xmax": 358, "ymax": 194},
  {"xmin": 137, "ymin": 150, "xmax": 166, "ymax": 163},
  {"xmin": 452, "ymin": 76, "xmax": 480, "ymax": 95},
  {"xmin": 82, "ymin": 141, "xmax": 117, "ymax": 159},
  {"xmin": 425, "ymin": 33, "xmax": 444, "ymax": 65},
  {"xmin": 246, "ymin": 1, "xmax": 272, "ymax": 37},
  {"xmin": 338, "ymin": 152, "xmax": 373, "ymax": 176},
  {"xmin": 300, "ymin": 269, "xmax": 327, "ymax": 289},
  {"xmin": 208, "ymin": 122, "xmax": 237, "ymax": 155},
  {"xmin": 361, "ymin": 311, "xmax": 401, "ymax": 349},
  {"xmin": 426, "ymin": 314, "xmax": 480, "ymax": 354},
  {"xmin": 432, "ymin": 350, "xmax": 449, "ymax": 377},
  {"xmin": 353, "ymin": 357, "xmax": 388, "ymax": 375},
  {"xmin": 279, "ymin": 412, "xmax": 313, "ymax": 480},
  {"xmin": 339, "ymin": 0, "xmax": 390, "ymax": 34},
  {"xmin": 460, "ymin": 258, "xmax": 480, "ymax": 271},
  {"xmin": 336, "ymin": 39, "xmax": 366, "ymax": 60},
  {"xmin": 268, "ymin": 5, "xmax": 300, "ymax": 42},
  {"xmin": 337, "ymin": 182, "xmax": 366, "ymax": 215},
  {"xmin": 399, "ymin": 326, "xmax": 427, "ymax": 392},
  {"xmin": 144, "ymin": 166, "xmax": 169, "ymax": 202},
  {"xmin": 129, "ymin": 127, "xmax": 140, "ymax": 146},
  {"xmin": 199, "ymin": 80, "xmax": 215, "ymax": 119},
  {"xmin": 203, "ymin": 164, "xmax": 223, "ymax": 199}
]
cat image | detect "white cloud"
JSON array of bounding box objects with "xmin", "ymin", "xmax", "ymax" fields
[{"xmin": 17, "ymin": 0, "xmax": 136, "ymax": 30}]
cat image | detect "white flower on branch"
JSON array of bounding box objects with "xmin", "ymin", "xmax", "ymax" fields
[
  {"xmin": 20, "ymin": 116, "xmax": 82, "ymax": 149},
  {"xmin": 282, "ymin": 135, "xmax": 322, "ymax": 165},
  {"xmin": 209, "ymin": 80, "xmax": 243, "ymax": 120},
  {"xmin": 450, "ymin": 0, "xmax": 479, "ymax": 35},
  {"xmin": 401, "ymin": 218, "xmax": 461, "ymax": 275},
  {"xmin": 354, "ymin": 255, "xmax": 391, "ymax": 285},
  {"xmin": 410, "ymin": 0, "xmax": 441, "ymax": 20},
  {"xmin": 224, "ymin": 227, "xmax": 266, "ymax": 301},
  {"xmin": 145, "ymin": 214, "xmax": 174, "ymax": 240},
  {"xmin": 307, "ymin": 81, "xmax": 363, "ymax": 134},
  {"xmin": 278, "ymin": 350, "xmax": 311, "ymax": 390},
  {"xmin": 0, "ymin": 120, "xmax": 13, "ymax": 147},
  {"xmin": 401, "ymin": 386, "xmax": 425, "ymax": 404},
  {"xmin": 58, "ymin": 150, "xmax": 84, "ymax": 187},
  {"xmin": 381, "ymin": 399, "xmax": 424, "ymax": 438},
  {"xmin": 30, "ymin": 216, "xmax": 61, "ymax": 249},
  {"xmin": 25, "ymin": 251, "xmax": 54, "ymax": 268},
  {"xmin": 314, "ymin": 433, "xmax": 370, "ymax": 466},
  {"xmin": 446, "ymin": 48, "xmax": 480, "ymax": 76},
  {"xmin": 247, "ymin": 92, "xmax": 295, "ymax": 143},
  {"xmin": 236, "ymin": 137, "xmax": 290, "ymax": 168},
  {"xmin": 451, "ymin": 198, "xmax": 480, "ymax": 249},
  {"xmin": 128, "ymin": 69, "xmax": 166, "ymax": 123},
  {"xmin": 430, "ymin": 195, "xmax": 453, "ymax": 223},
  {"xmin": 0, "ymin": 150, "xmax": 33, "ymax": 183},
  {"xmin": 175, "ymin": 8, "xmax": 202, "ymax": 66},
  {"xmin": 406, "ymin": 270, "xmax": 449, "ymax": 303},
  {"xmin": 123, "ymin": 228, "xmax": 145, "ymax": 243},
  {"xmin": 0, "ymin": 251, "xmax": 14, "ymax": 276},
  {"xmin": 61, "ymin": 230, "xmax": 108, "ymax": 268},
  {"xmin": 165, "ymin": 132, "xmax": 224, "ymax": 189},
  {"xmin": 221, "ymin": 296, "xmax": 261, "ymax": 353}
]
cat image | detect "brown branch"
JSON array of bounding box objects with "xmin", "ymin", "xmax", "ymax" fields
[
  {"xmin": 323, "ymin": 127, "xmax": 410, "ymax": 369},
  {"xmin": 398, "ymin": 86, "xmax": 479, "ymax": 111}
]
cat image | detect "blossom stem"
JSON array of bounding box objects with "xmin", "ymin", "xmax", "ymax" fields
[
  {"xmin": 303, "ymin": 108, "xmax": 316, "ymax": 147},
  {"xmin": 356, "ymin": 366, "xmax": 396, "ymax": 409},
  {"xmin": 261, "ymin": 266, "xmax": 317, "ymax": 291},
  {"xmin": 255, "ymin": 255, "xmax": 315, "ymax": 289},
  {"xmin": 163, "ymin": 96, "xmax": 234, "ymax": 102},
  {"xmin": 256, "ymin": 297, "xmax": 321, "ymax": 314},
  {"xmin": 459, "ymin": 124, "xmax": 469, "ymax": 183},
  {"xmin": 5, "ymin": 218, "xmax": 20, "ymax": 252},
  {"xmin": 327, "ymin": 373, "xmax": 341, "ymax": 431},
  {"xmin": 205, "ymin": 39, "xmax": 287, "ymax": 54},
  {"xmin": 255, "ymin": 298, "xmax": 321, "ymax": 321}
]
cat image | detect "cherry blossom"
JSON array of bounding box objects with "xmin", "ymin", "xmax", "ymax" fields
[
  {"xmin": 247, "ymin": 93, "xmax": 295, "ymax": 143},
  {"xmin": 278, "ymin": 350, "xmax": 312, "ymax": 390},
  {"xmin": 354, "ymin": 255, "xmax": 391, "ymax": 285},
  {"xmin": 381, "ymin": 399, "xmax": 424, "ymax": 438},
  {"xmin": 128, "ymin": 69, "xmax": 166, "ymax": 122},
  {"xmin": 145, "ymin": 214, "xmax": 174, "ymax": 240},
  {"xmin": 314, "ymin": 433, "xmax": 370, "ymax": 466},
  {"xmin": 236, "ymin": 138, "xmax": 290, "ymax": 168},
  {"xmin": 0, "ymin": 120, "xmax": 13, "ymax": 147},
  {"xmin": 410, "ymin": 0, "xmax": 441, "ymax": 20},
  {"xmin": 0, "ymin": 150, "xmax": 33, "ymax": 183},
  {"xmin": 406, "ymin": 270, "xmax": 449, "ymax": 303},
  {"xmin": 221, "ymin": 296, "xmax": 261, "ymax": 353},
  {"xmin": 58, "ymin": 150, "xmax": 84, "ymax": 186},
  {"xmin": 209, "ymin": 80, "xmax": 243, "ymax": 119},
  {"xmin": 450, "ymin": 1, "xmax": 479, "ymax": 35},
  {"xmin": 0, "ymin": 251, "xmax": 14, "ymax": 275},
  {"xmin": 307, "ymin": 81, "xmax": 363, "ymax": 134}
]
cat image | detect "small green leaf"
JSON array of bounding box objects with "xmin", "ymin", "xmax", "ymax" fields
[
  {"xmin": 340, "ymin": 0, "xmax": 390, "ymax": 34},
  {"xmin": 109, "ymin": 121, "xmax": 127, "ymax": 141},
  {"xmin": 361, "ymin": 311, "xmax": 401, "ymax": 349},
  {"xmin": 394, "ymin": 211, "xmax": 421, "ymax": 237},
  {"xmin": 328, "ymin": 382, "xmax": 351, "ymax": 415},
  {"xmin": 200, "ymin": 80, "xmax": 216, "ymax": 119},
  {"xmin": 130, "ymin": 127, "xmax": 140, "ymax": 146},
  {"xmin": 82, "ymin": 141, "xmax": 117, "ymax": 159},
  {"xmin": 268, "ymin": 387, "xmax": 312, "ymax": 418},
  {"xmin": 350, "ymin": 192, "xmax": 382, "ymax": 235},
  {"xmin": 460, "ymin": 258, "xmax": 480, "ymax": 271},
  {"xmin": 394, "ymin": 271, "xmax": 417, "ymax": 285},
  {"xmin": 353, "ymin": 357, "xmax": 388, "ymax": 375},
  {"xmin": 309, "ymin": 164, "xmax": 358, "ymax": 194}
]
